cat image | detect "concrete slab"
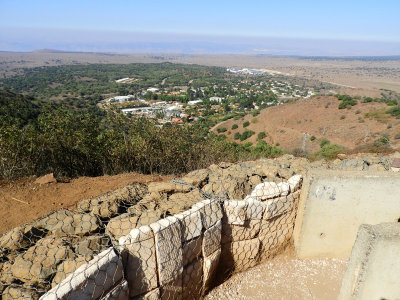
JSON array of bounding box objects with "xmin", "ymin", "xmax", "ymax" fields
[
  {"xmin": 294, "ymin": 170, "xmax": 400, "ymax": 258},
  {"xmin": 339, "ymin": 223, "xmax": 400, "ymax": 300}
]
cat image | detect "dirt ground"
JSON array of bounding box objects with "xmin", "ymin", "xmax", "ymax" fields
[
  {"xmin": 0, "ymin": 173, "xmax": 173, "ymax": 235},
  {"xmin": 206, "ymin": 248, "xmax": 347, "ymax": 300},
  {"xmin": 215, "ymin": 96, "xmax": 400, "ymax": 153}
]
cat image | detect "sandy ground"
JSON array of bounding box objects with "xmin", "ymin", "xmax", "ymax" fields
[
  {"xmin": 206, "ymin": 250, "xmax": 347, "ymax": 300},
  {"xmin": 0, "ymin": 173, "xmax": 173, "ymax": 235}
]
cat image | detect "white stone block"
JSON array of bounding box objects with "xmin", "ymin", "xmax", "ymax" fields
[
  {"xmin": 288, "ymin": 174, "xmax": 302, "ymax": 192},
  {"xmin": 277, "ymin": 182, "xmax": 290, "ymax": 196},
  {"xmin": 250, "ymin": 182, "xmax": 280, "ymax": 200},
  {"xmin": 203, "ymin": 249, "xmax": 221, "ymax": 292},
  {"xmin": 246, "ymin": 197, "xmax": 267, "ymax": 220},
  {"xmin": 150, "ymin": 216, "xmax": 183, "ymax": 286},
  {"xmin": 101, "ymin": 279, "xmax": 129, "ymax": 300},
  {"xmin": 191, "ymin": 199, "xmax": 223, "ymax": 229},
  {"xmin": 202, "ymin": 220, "xmax": 222, "ymax": 257},
  {"xmin": 182, "ymin": 236, "xmax": 202, "ymax": 266},
  {"xmin": 182, "ymin": 258, "xmax": 203, "ymax": 299},
  {"xmin": 263, "ymin": 191, "xmax": 299, "ymax": 220},
  {"xmin": 40, "ymin": 248, "xmax": 123, "ymax": 300},
  {"xmin": 119, "ymin": 226, "xmax": 158, "ymax": 298},
  {"xmin": 131, "ymin": 288, "xmax": 160, "ymax": 300},
  {"xmin": 223, "ymin": 200, "xmax": 248, "ymax": 225},
  {"xmin": 175, "ymin": 209, "xmax": 202, "ymax": 242}
]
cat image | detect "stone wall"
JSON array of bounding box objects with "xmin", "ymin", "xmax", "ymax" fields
[
  {"xmin": 2, "ymin": 153, "xmax": 397, "ymax": 299},
  {"xmin": 38, "ymin": 174, "xmax": 302, "ymax": 300}
]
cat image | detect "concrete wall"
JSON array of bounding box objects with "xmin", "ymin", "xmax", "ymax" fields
[
  {"xmin": 294, "ymin": 170, "xmax": 400, "ymax": 259},
  {"xmin": 40, "ymin": 176, "xmax": 302, "ymax": 300},
  {"xmin": 339, "ymin": 223, "xmax": 400, "ymax": 300}
]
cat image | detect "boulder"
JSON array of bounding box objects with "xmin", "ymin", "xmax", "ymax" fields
[
  {"xmin": 40, "ymin": 248, "xmax": 124, "ymax": 300},
  {"xmin": 34, "ymin": 173, "xmax": 56, "ymax": 185},
  {"xmin": 181, "ymin": 169, "xmax": 209, "ymax": 187},
  {"xmin": 2, "ymin": 285, "xmax": 40, "ymax": 300},
  {"xmin": 51, "ymin": 256, "xmax": 90, "ymax": 287},
  {"xmin": 75, "ymin": 235, "xmax": 110, "ymax": 257},
  {"xmin": 77, "ymin": 183, "xmax": 147, "ymax": 219},
  {"xmin": 147, "ymin": 182, "xmax": 191, "ymax": 194},
  {"xmin": 11, "ymin": 237, "xmax": 74, "ymax": 284},
  {"xmin": 106, "ymin": 213, "xmax": 139, "ymax": 242},
  {"xmin": 35, "ymin": 210, "xmax": 99, "ymax": 237}
]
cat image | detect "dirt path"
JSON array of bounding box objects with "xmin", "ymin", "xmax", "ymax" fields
[
  {"xmin": 0, "ymin": 173, "xmax": 173, "ymax": 235},
  {"xmin": 206, "ymin": 249, "xmax": 347, "ymax": 300}
]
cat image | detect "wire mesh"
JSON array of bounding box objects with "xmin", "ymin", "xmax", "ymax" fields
[{"xmin": 0, "ymin": 161, "xmax": 303, "ymax": 300}]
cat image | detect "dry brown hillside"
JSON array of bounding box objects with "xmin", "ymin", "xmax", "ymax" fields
[{"xmin": 214, "ymin": 96, "xmax": 400, "ymax": 153}]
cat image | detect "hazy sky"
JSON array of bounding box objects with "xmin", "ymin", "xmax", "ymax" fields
[{"xmin": 1, "ymin": 0, "xmax": 400, "ymax": 55}]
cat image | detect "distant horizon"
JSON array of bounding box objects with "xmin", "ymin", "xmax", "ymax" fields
[
  {"xmin": 1, "ymin": 28, "xmax": 400, "ymax": 57},
  {"xmin": 1, "ymin": 0, "xmax": 399, "ymax": 56}
]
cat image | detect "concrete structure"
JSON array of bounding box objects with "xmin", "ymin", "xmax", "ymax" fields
[
  {"xmin": 338, "ymin": 223, "xmax": 400, "ymax": 300},
  {"xmin": 294, "ymin": 170, "xmax": 400, "ymax": 259}
]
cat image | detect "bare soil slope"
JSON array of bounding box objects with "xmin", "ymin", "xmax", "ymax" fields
[
  {"xmin": 0, "ymin": 173, "xmax": 172, "ymax": 234},
  {"xmin": 214, "ymin": 96, "xmax": 400, "ymax": 153}
]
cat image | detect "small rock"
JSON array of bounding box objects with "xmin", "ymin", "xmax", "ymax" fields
[{"xmin": 34, "ymin": 173, "xmax": 57, "ymax": 185}]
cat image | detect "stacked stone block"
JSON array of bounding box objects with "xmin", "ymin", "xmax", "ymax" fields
[{"xmin": 28, "ymin": 175, "xmax": 302, "ymax": 300}]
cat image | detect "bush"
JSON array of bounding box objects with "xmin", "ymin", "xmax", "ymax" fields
[
  {"xmin": 375, "ymin": 136, "xmax": 390, "ymax": 145},
  {"xmin": 395, "ymin": 133, "xmax": 400, "ymax": 139},
  {"xmin": 337, "ymin": 94, "xmax": 357, "ymax": 109},
  {"xmin": 234, "ymin": 132, "xmax": 241, "ymax": 140},
  {"xmin": 320, "ymin": 139, "xmax": 330, "ymax": 148},
  {"xmin": 257, "ymin": 131, "xmax": 266, "ymax": 140},
  {"xmin": 231, "ymin": 124, "xmax": 238, "ymax": 130},
  {"xmin": 252, "ymin": 110, "xmax": 260, "ymax": 117},
  {"xmin": 313, "ymin": 144, "xmax": 343, "ymax": 160},
  {"xmin": 243, "ymin": 121, "xmax": 250, "ymax": 128},
  {"xmin": 340, "ymin": 115, "xmax": 346, "ymax": 120},
  {"xmin": 239, "ymin": 130, "xmax": 255, "ymax": 141},
  {"xmin": 387, "ymin": 106, "xmax": 400, "ymax": 116},
  {"xmin": 310, "ymin": 135, "xmax": 316, "ymax": 141},
  {"xmin": 363, "ymin": 97, "xmax": 374, "ymax": 103},
  {"xmin": 217, "ymin": 127, "xmax": 227, "ymax": 133}
]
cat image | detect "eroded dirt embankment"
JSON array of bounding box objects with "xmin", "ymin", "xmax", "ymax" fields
[{"xmin": 0, "ymin": 173, "xmax": 172, "ymax": 234}]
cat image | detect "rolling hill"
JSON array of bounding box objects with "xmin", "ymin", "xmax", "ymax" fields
[{"xmin": 213, "ymin": 96, "xmax": 400, "ymax": 154}]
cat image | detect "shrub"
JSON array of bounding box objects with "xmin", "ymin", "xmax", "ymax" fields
[
  {"xmin": 231, "ymin": 124, "xmax": 238, "ymax": 130},
  {"xmin": 375, "ymin": 136, "xmax": 390, "ymax": 145},
  {"xmin": 252, "ymin": 110, "xmax": 260, "ymax": 117},
  {"xmin": 310, "ymin": 135, "xmax": 316, "ymax": 141},
  {"xmin": 320, "ymin": 139, "xmax": 330, "ymax": 148},
  {"xmin": 217, "ymin": 127, "xmax": 227, "ymax": 133},
  {"xmin": 395, "ymin": 133, "xmax": 400, "ymax": 139},
  {"xmin": 257, "ymin": 131, "xmax": 266, "ymax": 140},
  {"xmin": 363, "ymin": 97, "xmax": 374, "ymax": 103},
  {"xmin": 387, "ymin": 106, "xmax": 400, "ymax": 116},
  {"xmin": 340, "ymin": 115, "xmax": 346, "ymax": 120},
  {"xmin": 243, "ymin": 121, "xmax": 250, "ymax": 128},
  {"xmin": 313, "ymin": 144, "xmax": 343, "ymax": 160},
  {"xmin": 240, "ymin": 130, "xmax": 255, "ymax": 141},
  {"xmin": 234, "ymin": 132, "xmax": 241, "ymax": 140},
  {"xmin": 243, "ymin": 142, "xmax": 253, "ymax": 147}
]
